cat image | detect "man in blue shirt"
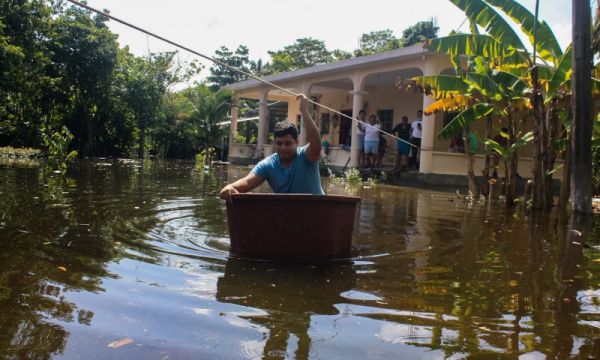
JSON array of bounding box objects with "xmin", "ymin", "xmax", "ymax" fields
[{"xmin": 220, "ymin": 94, "xmax": 323, "ymax": 202}]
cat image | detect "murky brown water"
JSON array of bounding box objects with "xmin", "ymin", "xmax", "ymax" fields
[{"xmin": 1, "ymin": 160, "xmax": 600, "ymax": 359}]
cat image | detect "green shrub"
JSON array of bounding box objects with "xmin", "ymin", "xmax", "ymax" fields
[
  {"xmin": 41, "ymin": 126, "xmax": 78, "ymax": 174},
  {"xmin": 344, "ymin": 168, "xmax": 363, "ymax": 186}
]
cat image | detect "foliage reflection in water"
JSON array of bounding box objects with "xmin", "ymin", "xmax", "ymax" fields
[{"xmin": 0, "ymin": 160, "xmax": 599, "ymax": 359}]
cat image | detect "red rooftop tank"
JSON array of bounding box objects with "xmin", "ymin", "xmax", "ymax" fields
[{"xmin": 226, "ymin": 193, "xmax": 360, "ymax": 260}]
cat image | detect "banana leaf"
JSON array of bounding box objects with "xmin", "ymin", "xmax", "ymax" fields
[
  {"xmin": 439, "ymin": 103, "xmax": 497, "ymax": 139},
  {"xmin": 547, "ymin": 47, "xmax": 573, "ymax": 100},
  {"xmin": 485, "ymin": 0, "xmax": 563, "ymax": 64},
  {"xmin": 465, "ymin": 72, "xmax": 503, "ymax": 100},
  {"xmin": 450, "ymin": 0, "xmax": 526, "ymax": 51},
  {"xmin": 491, "ymin": 70, "xmax": 529, "ymax": 97},
  {"xmin": 410, "ymin": 75, "xmax": 471, "ymax": 99},
  {"xmin": 427, "ymin": 34, "xmax": 527, "ymax": 65},
  {"xmin": 424, "ymin": 95, "xmax": 471, "ymax": 115}
]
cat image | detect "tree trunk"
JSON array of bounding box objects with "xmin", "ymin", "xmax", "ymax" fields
[
  {"xmin": 81, "ymin": 96, "xmax": 95, "ymax": 157},
  {"xmin": 506, "ymin": 115, "xmax": 518, "ymax": 207},
  {"xmin": 87, "ymin": 113, "xmax": 95, "ymax": 157},
  {"xmin": 543, "ymin": 102, "xmax": 559, "ymax": 209},
  {"xmin": 480, "ymin": 115, "xmax": 493, "ymax": 197},
  {"xmin": 531, "ymin": 66, "xmax": 547, "ymax": 210},
  {"xmin": 245, "ymin": 123, "xmax": 252, "ymax": 144},
  {"xmin": 138, "ymin": 123, "xmax": 146, "ymax": 160},
  {"xmin": 464, "ymin": 126, "xmax": 479, "ymax": 197},
  {"xmin": 558, "ymin": 131, "xmax": 572, "ymax": 210},
  {"xmin": 571, "ymin": 0, "xmax": 594, "ymax": 213}
]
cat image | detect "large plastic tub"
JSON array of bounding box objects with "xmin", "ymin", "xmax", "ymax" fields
[{"xmin": 226, "ymin": 193, "xmax": 360, "ymax": 260}]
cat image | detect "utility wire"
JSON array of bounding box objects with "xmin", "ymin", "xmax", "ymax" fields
[{"xmin": 65, "ymin": 0, "xmax": 417, "ymax": 148}]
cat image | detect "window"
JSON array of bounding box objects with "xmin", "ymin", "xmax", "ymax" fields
[
  {"xmin": 377, "ymin": 109, "xmax": 394, "ymax": 132},
  {"xmin": 320, "ymin": 113, "xmax": 330, "ymax": 134}
]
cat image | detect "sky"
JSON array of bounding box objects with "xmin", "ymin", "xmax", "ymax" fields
[{"xmin": 84, "ymin": 0, "xmax": 575, "ymax": 72}]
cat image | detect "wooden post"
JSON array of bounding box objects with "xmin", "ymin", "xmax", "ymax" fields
[{"xmin": 571, "ymin": 0, "xmax": 593, "ymax": 214}]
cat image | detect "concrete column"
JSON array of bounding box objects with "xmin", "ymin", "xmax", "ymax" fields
[
  {"xmin": 257, "ymin": 88, "xmax": 269, "ymax": 158},
  {"xmin": 298, "ymin": 83, "xmax": 311, "ymax": 146},
  {"xmin": 229, "ymin": 93, "xmax": 239, "ymax": 145},
  {"xmin": 350, "ymin": 85, "xmax": 364, "ymax": 168},
  {"xmin": 287, "ymin": 97, "xmax": 297, "ymax": 124},
  {"xmin": 419, "ymin": 58, "xmax": 441, "ymax": 174},
  {"xmin": 419, "ymin": 95, "xmax": 436, "ymax": 173}
]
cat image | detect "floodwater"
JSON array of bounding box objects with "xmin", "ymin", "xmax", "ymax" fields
[{"xmin": 1, "ymin": 160, "xmax": 600, "ymax": 359}]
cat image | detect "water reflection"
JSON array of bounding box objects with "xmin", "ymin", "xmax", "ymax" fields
[
  {"xmin": 217, "ymin": 259, "xmax": 356, "ymax": 359},
  {"xmin": 0, "ymin": 161, "xmax": 599, "ymax": 359}
]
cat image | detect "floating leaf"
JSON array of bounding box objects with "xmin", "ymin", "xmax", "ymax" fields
[
  {"xmin": 57, "ymin": 266, "xmax": 67, "ymax": 272},
  {"xmin": 108, "ymin": 338, "xmax": 134, "ymax": 348}
]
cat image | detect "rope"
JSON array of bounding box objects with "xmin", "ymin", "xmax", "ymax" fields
[{"xmin": 64, "ymin": 0, "xmax": 417, "ymax": 148}]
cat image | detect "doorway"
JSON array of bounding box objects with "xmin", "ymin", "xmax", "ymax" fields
[{"xmin": 338, "ymin": 110, "xmax": 353, "ymax": 145}]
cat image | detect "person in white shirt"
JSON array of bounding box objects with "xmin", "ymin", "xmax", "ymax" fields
[
  {"xmin": 409, "ymin": 110, "xmax": 423, "ymax": 169},
  {"xmin": 363, "ymin": 115, "xmax": 381, "ymax": 167}
]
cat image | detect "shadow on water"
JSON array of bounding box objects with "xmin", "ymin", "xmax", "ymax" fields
[{"xmin": 0, "ymin": 160, "xmax": 599, "ymax": 359}]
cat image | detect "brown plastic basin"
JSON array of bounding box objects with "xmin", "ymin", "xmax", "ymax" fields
[{"xmin": 226, "ymin": 193, "xmax": 360, "ymax": 260}]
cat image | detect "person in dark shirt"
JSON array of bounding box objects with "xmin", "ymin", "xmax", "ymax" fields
[{"xmin": 392, "ymin": 116, "xmax": 411, "ymax": 170}]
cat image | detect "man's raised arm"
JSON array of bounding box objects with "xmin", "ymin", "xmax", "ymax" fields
[{"xmin": 298, "ymin": 94, "xmax": 322, "ymax": 162}]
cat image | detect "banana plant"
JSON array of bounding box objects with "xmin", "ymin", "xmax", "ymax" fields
[{"xmin": 407, "ymin": 0, "xmax": 578, "ymax": 208}]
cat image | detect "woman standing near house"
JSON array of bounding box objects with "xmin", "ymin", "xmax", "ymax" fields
[
  {"xmin": 364, "ymin": 115, "xmax": 381, "ymax": 168},
  {"xmin": 392, "ymin": 115, "xmax": 411, "ymax": 170}
]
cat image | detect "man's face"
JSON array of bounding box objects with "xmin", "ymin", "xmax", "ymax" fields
[
  {"xmin": 274, "ymin": 134, "xmax": 298, "ymax": 161},
  {"xmin": 417, "ymin": 111, "xmax": 423, "ymax": 118}
]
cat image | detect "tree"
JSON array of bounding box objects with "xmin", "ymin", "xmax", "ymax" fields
[
  {"xmin": 123, "ymin": 52, "xmax": 180, "ymax": 159},
  {"xmin": 355, "ymin": 29, "xmax": 401, "ymax": 56},
  {"xmin": 401, "ymin": 19, "xmax": 439, "ymax": 47},
  {"xmin": 410, "ymin": 0, "xmax": 587, "ymax": 210},
  {"xmin": 207, "ymin": 45, "xmax": 253, "ymax": 91},
  {"xmin": 50, "ymin": 4, "xmax": 119, "ymax": 156},
  {"xmin": 264, "ymin": 38, "xmax": 333, "ymax": 74},
  {"xmin": 151, "ymin": 91, "xmax": 196, "ymax": 159},
  {"xmin": 0, "ymin": 0, "xmax": 54, "ymax": 148},
  {"xmin": 183, "ymin": 85, "xmax": 231, "ymax": 160}
]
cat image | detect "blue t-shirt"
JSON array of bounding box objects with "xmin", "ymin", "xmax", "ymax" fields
[{"xmin": 251, "ymin": 145, "xmax": 324, "ymax": 194}]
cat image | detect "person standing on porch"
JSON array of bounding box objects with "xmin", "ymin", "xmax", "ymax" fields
[
  {"xmin": 392, "ymin": 115, "xmax": 411, "ymax": 170},
  {"xmin": 364, "ymin": 115, "xmax": 381, "ymax": 168},
  {"xmin": 219, "ymin": 94, "xmax": 324, "ymax": 202},
  {"xmin": 409, "ymin": 110, "xmax": 423, "ymax": 169}
]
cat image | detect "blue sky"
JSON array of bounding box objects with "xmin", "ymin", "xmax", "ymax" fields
[{"xmin": 85, "ymin": 0, "xmax": 576, "ymax": 68}]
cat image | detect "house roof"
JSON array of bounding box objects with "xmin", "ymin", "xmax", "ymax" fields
[{"xmin": 224, "ymin": 44, "xmax": 429, "ymax": 92}]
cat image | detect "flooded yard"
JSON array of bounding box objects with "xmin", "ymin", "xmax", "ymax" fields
[{"xmin": 1, "ymin": 160, "xmax": 600, "ymax": 359}]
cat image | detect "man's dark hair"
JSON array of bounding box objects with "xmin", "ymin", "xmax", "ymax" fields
[
  {"xmin": 274, "ymin": 121, "xmax": 298, "ymax": 140},
  {"xmin": 359, "ymin": 110, "xmax": 365, "ymax": 115}
]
